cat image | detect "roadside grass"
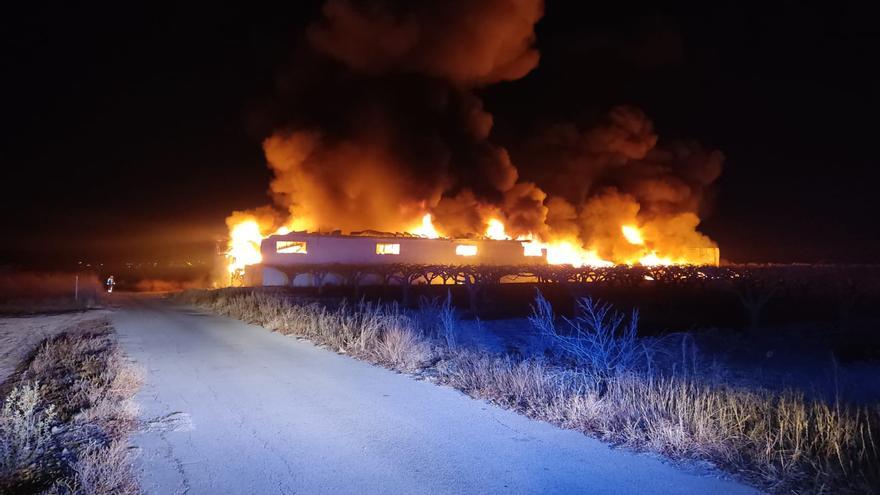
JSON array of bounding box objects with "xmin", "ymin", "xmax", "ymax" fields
[
  {"xmin": 174, "ymin": 288, "xmax": 880, "ymax": 494},
  {"xmin": 0, "ymin": 318, "xmax": 142, "ymax": 494},
  {"xmin": 0, "ymin": 272, "xmax": 102, "ymax": 316},
  {"xmin": 0, "ymin": 298, "xmax": 99, "ymax": 316}
]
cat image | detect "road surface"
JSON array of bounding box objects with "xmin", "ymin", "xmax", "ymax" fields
[{"xmin": 114, "ymin": 298, "xmax": 760, "ymax": 495}]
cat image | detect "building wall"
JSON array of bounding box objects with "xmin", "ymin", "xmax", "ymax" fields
[
  {"xmin": 249, "ymin": 233, "xmax": 720, "ymax": 287},
  {"xmin": 260, "ymin": 233, "xmax": 544, "ymax": 267},
  {"xmin": 258, "ymin": 266, "xmax": 288, "ymax": 286}
]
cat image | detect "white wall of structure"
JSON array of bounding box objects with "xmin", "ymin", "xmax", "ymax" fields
[{"xmin": 260, "ymin": 233, "xmax": 544, "ymax": 268}]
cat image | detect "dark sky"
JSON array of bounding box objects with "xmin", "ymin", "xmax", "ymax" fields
[{"xmin": 2, "ymin": 1, "xmax": 878, "ymax": 267}]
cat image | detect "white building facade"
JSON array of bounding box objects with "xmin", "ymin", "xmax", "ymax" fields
[{"xmin": 246, "ymin": 232, "xmax": 545, "ymax": 287}]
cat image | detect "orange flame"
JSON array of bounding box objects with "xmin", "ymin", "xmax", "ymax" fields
[
  {"xmin": 227, "ymin": 220, "xmax": 264, "ymax": 275},
  {"xmin": 621, "ymin": 224, "xmax": 644, "ymax": 245},
  {"xmin": 224, "ymin": 209, "xmax": 718, "ymax": 284},
  {"xmin": 543, "ymin": 240, "xmax": 614, "ymax": 268},
  {"xmin": 485, "ymin": 218, "xmax": 510, "ymax": 240},
  {"xmin": 409, "ymin": 213, "xmax": 442, "ymax": 238}
]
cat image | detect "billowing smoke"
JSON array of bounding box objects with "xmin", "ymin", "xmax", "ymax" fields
[
  {"xmin": 306, "ymin": 0, "xmax": 542, "ymax": 86},
  {"xmin": 248, "ymin": 0, "xmax": 546, "ymax": 237},
  {"xmin": 512, "ymin": 105, "xmax": 722, "ymax": 259},
  {"xmin": 233, "ymin": 0, "xmax": 723, "ymax": 264}
]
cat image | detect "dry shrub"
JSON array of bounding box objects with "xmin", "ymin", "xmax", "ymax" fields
[
  {"xmin": 0, "ymin": 383, "xmax": 57, "ymax": 481},
  {"xmin": 531, "ymin": 291, "xmax": 650, "ymax": 379},
  {"xmin": 72, "ymin": 440, "xmax": 138, "ymax": 495},
  {"xmin": 440, "ymin": 350, "xmax": 559, "ymax": 410},
  {"xmin": 372, "ymin": 325, "xmax": 433, "ymax": 372}
]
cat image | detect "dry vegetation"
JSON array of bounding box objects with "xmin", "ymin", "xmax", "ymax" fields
[
  {"xmin": 0, "ymin": 272, "xmax": 102, "ymax": 315},
  {"xmin": 0, "ymin": 317, "xmax": 143, "ymax": 494},
  {"xmin": 175, "ymin": 288, "xmax": 880, "ymax": 494},
  {"xmin": 0, "ymin": 312, "xmax": 112, "ymax": 386}
]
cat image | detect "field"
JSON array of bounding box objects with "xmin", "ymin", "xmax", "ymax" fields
[
  {"xmin": 0, "ymin": 272, "xmax": 102, "ymax": 315},
  {"xmin": 0, "ymin": 311, "xmax": 111, "ymax": 386}
]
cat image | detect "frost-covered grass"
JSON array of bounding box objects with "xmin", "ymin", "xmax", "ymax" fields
[
  {"xmin": 175, "ymin": 288, "xmax": 880, "ymax": 494},
  {"xmin": 0, "ymin": 383, "xmax": 57, "ymax": 480},
  {"xmin": 0, "ymin": 318, "xmax": 142, "ymax": 494},
  {"xmin": 1, "ymin": 312, "xmax": 112, "ymax": 390}
]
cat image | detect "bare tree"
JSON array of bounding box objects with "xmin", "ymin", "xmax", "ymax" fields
[{"xmin": 530, "ymin": 290, "xmax": 648, "ymax": 382}]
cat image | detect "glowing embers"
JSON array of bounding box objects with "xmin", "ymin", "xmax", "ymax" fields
[
  {"xmin": 376, "ymin": 243, "xmax": 400, "ymax": 255},
  {"xmin": 276, "ymin": 241, "xmax": 307, "ymax": 254},
  {"xmin": 455, "ymin": 244, "xmax": 478, "ymax": 256}
]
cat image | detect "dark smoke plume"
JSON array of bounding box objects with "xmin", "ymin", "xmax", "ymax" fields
[
  {"xmin": 237, "ymin": 0, "xmax": 722, "ymax": 262},
  {"xmin": 257, "ymin": 0, "xmax": 546, "ymax": 236}
]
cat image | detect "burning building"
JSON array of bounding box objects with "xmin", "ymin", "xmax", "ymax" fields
[
  {"xmin": 236, "ymin": 221, "xmax": 719, "ymax": 287},
  {"xmin": 220, "ymin": 0, "xmax": 724, "ymax": 285}
]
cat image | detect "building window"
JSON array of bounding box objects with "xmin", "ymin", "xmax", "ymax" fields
[
  {"xmin": 376, "ymin": 243, "xmax": 400, "ymax": 255},
  {"xmin": 522, "ymin": 242, "xmax": 543, "ymax": 257},
  {"xmin": 276, "ymin": 241, "xmax": 307, "ymax": 254},
  {"xmin": 455, "ymin": 244, "xmax": 478, "ymax": 256}
]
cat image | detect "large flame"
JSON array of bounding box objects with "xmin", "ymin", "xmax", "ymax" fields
[
  {"xmin": 542, "ymin": 240, "xmax": 613, "ymax": 268},
  {"xmin": 485, "ymin": 218, "xmax": 510, "ymax": 240},
  {"xmin": 227, "ymin": 220, "xmax": 264, "ymax": 275},
  {"xmin": 478, "ymin": 220, "xmax": 677, "ymax": 268},
  {"xmin": 410, "ymin": 213, "xmax": 441, "ymax": 239},
  {"xmin": 224, "ymin": 212, "xmax": 301, "ymax": 282},
  {"xmin": 621, "ymin": 225, "xmax": 644, "ymax": 245},
  {"xmin": 224, "ymin": 212, "xmax": 716, "ymax": 281}
]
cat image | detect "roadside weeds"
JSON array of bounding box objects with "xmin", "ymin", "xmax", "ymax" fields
[{"xmin": 0, "ymin": 317, "xmax": 143, "ymax": 494}]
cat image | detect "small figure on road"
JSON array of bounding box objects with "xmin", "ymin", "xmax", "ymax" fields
[{"xmin": 106, "ymin": 275, "xmax": 115, "ymax": 293}]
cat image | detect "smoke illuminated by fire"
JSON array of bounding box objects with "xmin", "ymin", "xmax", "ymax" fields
[{"xmin": 222, "ymin": 0, "xmax": 723, "ymax": 280}]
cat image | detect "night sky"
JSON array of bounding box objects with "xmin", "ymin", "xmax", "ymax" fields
[{"xmin": 3, "ymin": 2, "xmax": 879, "ymax": 268}]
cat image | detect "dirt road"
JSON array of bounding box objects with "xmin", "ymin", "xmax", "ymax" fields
[{"xmin": 114, "ymin": 298, "xmax": 760, "ymax": 495}]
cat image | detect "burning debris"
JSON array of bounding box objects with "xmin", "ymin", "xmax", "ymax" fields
[{"xmin": 224, "ymin": 0, "xmax": 722, "ymax": 280}]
